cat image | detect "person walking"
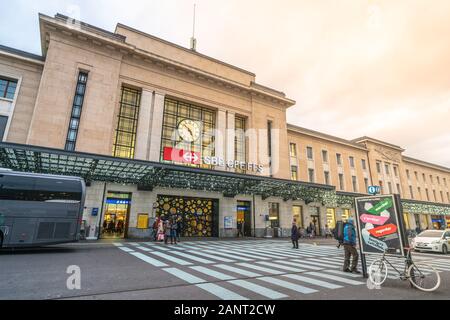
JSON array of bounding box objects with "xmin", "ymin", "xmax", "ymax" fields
[
  {"xmin": 157, "ymin": 217, "xmax": 165, "ymax": 242},
  {"xmin": 164, "ymin": 219, "xmax": 172, "ymax": 245},
  {"xmin": 324, "ymin": 224, "xmax": 332, "ymax": 239},
  {"xmin": 237, "ymin": 221, "xmax": 244, "ymax": 238},
  {"xmin": 291, "ymin": 221, "xmax": 299, "ymax": 249},
  {"xmin": 342, "ymin": 218, "xmax": 360, "ymax": 274},
  {"xmin": 171, "ymin": 218, "xmax": 178, "ymax": 245},
  {"xmin": 176, "ymin": 216, "xmax": 182, "ymax": 242}
]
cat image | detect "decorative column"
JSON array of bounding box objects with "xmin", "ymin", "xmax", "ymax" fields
[
  {"xmin": 148, "ymin": 92, "xmax": 165, "ymax": 162},
  {"xmin": 226, "ymin": 111, "xmax": 235, "ymax": 171},
  {"xmin": 134, "ymin": 89, "xmax": 153, "ymax": 160},
  {"xmin": 214, "ymin": 109, "xmax": 227, "ymax": 170}
]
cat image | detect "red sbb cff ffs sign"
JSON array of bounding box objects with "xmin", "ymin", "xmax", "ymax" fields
[
  {"xmin": 163, "ymin": 147, "xmax": 201, "ymax": 165},
  {"xmin": 368, "ymin": 223, "xmax": 398, "ymax": 238}
]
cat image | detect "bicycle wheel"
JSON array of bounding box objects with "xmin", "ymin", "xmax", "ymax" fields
[
  {"xmin": 368, "ymin": 259, "xmax": 388, "ymax": 286},
  {"xmin": 408, "ymin": 262, "xmax": 441, "ymax": 292}
]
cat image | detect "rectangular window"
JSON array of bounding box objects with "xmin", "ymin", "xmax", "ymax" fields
[
  {"xmin": 364, "ymin": 178, "xmax": 369, "ymax": 192},
  {"xmin": 444, "ymin": 178, "xmax": 447, "ymax": 187},
  {"xmin": 349, "ymin": 156, "xmax": 355, "ymax": 168},
  {"xmin": 352, "ymin": 176, "xmax": 358, "ymax": 192},
  {"xmin": 425, "ymin": 188, "xmax": 430, "ymax": 201},
  {"xmin": 326, "ymin": 208, "xmax": 337, "ymax": 229},
  {"xmin": 269, "ymin": 203, "xmax": 280, "ymax": 228},
  {"xmin": 440, "ymin": 191, "xmax": 444, "ymax": 203},
  {"xmin": 379, "ymin": 181, "xmax": 384, "ymax": 194},
  {"xmin": 342, "ymin": 209, "xmax": 350, "ymax": 221},
  {"xmin": 0, "ymin": 77, "xmax": 18, "ymax": 99},
  {"xmin": 361, "ymin": 159, "xmax": 367, "ymax": 170},
  {"xmin": 160, "ymin": 98, "xmax": 216, "ymax": 169},
  {"xmin": 414, "ymin": 171, "xmax": 418, "ymax": 180},
  {"xmin": 268, "ymin": 121, "xmax": 273, "ymax": 176},
  {"xmin": 396, "ymin": 183, "xmax": 401, "ymax": 196},
  {"xmin": 112, "ymin": 86, "xmax": 141, "ymax": 159},
  {"xmin": 0, "ymin": 115, "xmax": 8, "ymax": 141},
  {"xmin": 447, "ymin": 192, "xmax": 450, "ymax": 203},
  {"xmin": 422, "ymin": 173, "xmax": 426, "ymax": 182},
  {"xmin": 409, "ymin": 186, "xmax": 414, "ymax": 199},
  {"xmin": 235, "ymin": 116, "xmax": 247, "ymax": 173},
  {"xmin": 406, "ymin": 169, "xmax": 410, "ymax": 179},
  {"xmin": 322, "ymin": 150, "xmax": 328, "ymax": 163},
  {"xmin": 418, "ymin": 187, "xmax": 421, "ymax": 200},
  {"xmin": 376, "ymin": 162, "xmax": 381, "ymax": 174},
  {"xmin": 393, "ymin": 166, "xmax": 398, "ymax": 177},
  {"xmin": 289, "ymin": 143, "xmax": 297, "ymax": 158},
  {"xmin": 324, "ymin": 171, "xmax": 330, "ymax": 185},
  {"xmin": 339, "ymin": 174, "xmax": 344, "ymax": 191},
  {"xmin": 308, "ymin": 169, "xmax": 315, "ymax": 183},
  {"xmin": 388, "ymin": 182, "xmax": 392, "ymax": 194},
  {"xmin": 336, "ymin": 153, "xmax": 342, "ymax": 166},
  {"xmin": 430, "ymin": 175, "xmax": 433, "ymax": 184},
  {"xmin": 385, "ymin": 164, "xmax": 390, "ymax": 175},
  {"xmin": 291, "ymin": 166, "xmax": 298, "ymax": 181},
  {"xmin": 437, "ymin": 176, "xmax": 440, "ymax": 185},
  {"xmin": 307, "ymin": 147, "xmax": 313, "ymax": 160},
  {"xmin": 65, "ymin": 72, "xmax": 88, "ymax": 151},
  {"xmin": 433, "ymin": 189, "xmax": 437, "ymax": 201}
]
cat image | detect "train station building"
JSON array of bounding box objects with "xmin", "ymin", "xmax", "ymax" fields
[{"xmin": 0, "ymin": 13, "xmax": 449, "ymax": 240}]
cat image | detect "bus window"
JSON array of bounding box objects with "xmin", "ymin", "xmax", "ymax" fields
[{"xmin": 0, "ymin": 174, "xmax": 35, "ymax": 201}]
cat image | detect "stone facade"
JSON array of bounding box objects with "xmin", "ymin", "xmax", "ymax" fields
[{"xmin": 0, "ymin": 13, "xmax": 449, "ymax": 239}]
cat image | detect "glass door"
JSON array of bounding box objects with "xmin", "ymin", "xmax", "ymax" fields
[{"xmin": 101, "ymin": 192, "xmax": 131, "ymax": 239}]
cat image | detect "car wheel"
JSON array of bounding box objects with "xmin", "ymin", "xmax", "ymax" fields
[{"xmin": 442, "ymin": 245, "xmax": 448, "ymax": 254}]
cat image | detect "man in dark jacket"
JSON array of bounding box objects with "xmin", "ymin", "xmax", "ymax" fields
[
  {"xmin": 291, "ymin": 221, "xmax": 299, "ymax": 249},
  {"xmin": 343, "ymin": 218, "xmax": 361, "ymax": 274}
]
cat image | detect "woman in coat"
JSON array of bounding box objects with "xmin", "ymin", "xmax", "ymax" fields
[
  {"xmin": 164, "ymin": 219, "xmax": 172, "ymax": 245},
  {"xmin": 291, "ymin": 221, "xmax": 299, "ymax": 249}
]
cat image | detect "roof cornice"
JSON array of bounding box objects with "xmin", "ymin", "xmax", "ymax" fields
[
  {"xmin": 403, "ymin": 156, "xmax": 450, "ymax": 173},
  {"xmin": 352, "ymin": 136, "xmax": 405, "ymax": 152},
  {"xmin": 39, "ymin": 13, "xmax": 295, "ymax": 108},
  {"xmin": 287, "ymin": 124, "xmax": 368, "ymax": 151},
  {"xmin": 0, "ymin": 45, "xmax": 45, "ymax": 66}
]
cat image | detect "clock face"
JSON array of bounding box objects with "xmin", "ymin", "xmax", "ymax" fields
[{"xmin": 178, "ymin": 119, "xmax": 201, "ymax": 142}]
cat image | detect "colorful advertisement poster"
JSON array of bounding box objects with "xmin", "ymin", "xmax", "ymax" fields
[{"xmin": 355, "ymin": 195, "xmax": 405, "ymax": 256}]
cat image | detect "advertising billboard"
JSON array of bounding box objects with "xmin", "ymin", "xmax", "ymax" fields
[{"xmin": 355, "ymin": 195, "xmax": 406, "ymax": 257}]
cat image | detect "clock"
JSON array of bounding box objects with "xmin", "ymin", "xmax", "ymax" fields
[{"xmin": 178, "ymin": 119, "xmax": 201, "ymax": 142}]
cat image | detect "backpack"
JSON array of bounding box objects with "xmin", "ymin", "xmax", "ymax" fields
[{"xmin": 334, "ymin": 221, "xmax": 347, "ymax": 243}]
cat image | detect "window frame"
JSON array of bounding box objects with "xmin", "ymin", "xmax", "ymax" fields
[{"xmin": 0, "ymin": 77, "xmax": 18, "ymax": 100}]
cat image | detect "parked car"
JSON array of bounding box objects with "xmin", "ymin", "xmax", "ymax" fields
[{"xmin": 411, "ymin": 229, "xmax": 450, "ymax": 254}]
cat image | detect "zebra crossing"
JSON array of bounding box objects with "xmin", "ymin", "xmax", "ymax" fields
[{"xmin": 113, "ymin": 240, "xmax": 450, "ymax": 300}]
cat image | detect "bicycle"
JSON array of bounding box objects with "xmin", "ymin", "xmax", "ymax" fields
[{"xmin": 368, "ymin": 247, "xmax": 441, "ymax": 292}]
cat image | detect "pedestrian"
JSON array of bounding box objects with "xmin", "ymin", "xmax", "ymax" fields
[
  {"xmin": 171, "ymin": 218, "xmax": 178, "ymax": 245},
  {"xmin": 325, "ymin": 224, "xmax": 332, "ymax": 239},
  {"xmin": 164, "ymin": 219, "xmax": 172, "ymax": 245},
  {"xmin": 152, "ymin": 217, "xmax": 159, "ymax": 241},
  {"xmin": 342, "ymin": 218, "xmax": 361, "ymax": 274},
  {"xmin": 176, "ymin": 216, "xmax": 182, "ymax": 242},
  {"xmin": 309, "ymin": 222, "xmax": 315, "ymax": 238},
  {"xmin": 157, "ymin": 217, "xmax": 165, "ymax": 242},
  {"xmin": 237, "ymin": 221, "xmax": 244, "ymax": 238},
  {"xmin": 291, "ymin": 221, "xmax": 299, "ymax": 249}
]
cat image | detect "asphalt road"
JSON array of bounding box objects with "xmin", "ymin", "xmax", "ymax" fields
[{"xmin": 1, "ymin": 239, "xmax": 449, "ymax": 300}]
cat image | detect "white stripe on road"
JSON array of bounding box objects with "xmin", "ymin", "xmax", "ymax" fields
[
  {"xmin": 113, "ymin": 243, "xmax": 124, "ymax": 247},
  {"xmin": 187, "ymin": 250, "xmax": 235, "ymax": 263},
  {"xmin": 228, "ymin": 280, "xmax": 288, "ymax": 299},
  {"xmin": 196, "ymin": 283, "xmax": 249, "ymax": 300},
  {"xmin": 202, "ymin": 250, "xmax": 253, "ymax": 261},
  {"xmin": 190, "ymin": 266, "xmax": 236, "ymax": 281},
  {"xmin": 274, "ymin": 260, "xmax": 324, "ymax": 271},
  {"xmin": 129, "ymin": 252, "xmax": 168, "ymax": 267},
  {"xmin": 118, "ymin": 246, "xmax": 134, "ymax": 253},
  {"xmin": 292, "ymin": 259, "xmax": 340, "ymax": 269},
  {"xmin": 237, "ymin": 263, "xmax": 285, "ymax": 275},
  {"xmin": 135, "ymin": 246, "xmax": 152, "ymax": 252},
  {"xmin": 150, "ymin": 251, "xmax": 193, "ymax": 266},
  {"xmin": 214, "ymin": 248, "xmax": 271, "ymax": 260},
  {"xmin": 214, "ymin": 264, "xmax": 262, "ymax": 278},
  {"xmin": 305, "ymin": 272, "xmax": 364, "ymax": 285},
  {"xmin": 323, "ymin": 270, "xmax": 364, "ymax": 278},
  {"xmin": 256, "ymin": 261, "xmax": 306, "ymax": 273},
  {"xmin": 283, "ymin": 274, "xmax": 343, "ymax": 289},
  {"xmin": 163, "ymin": 268, "xmax": 205, "ymax": 284},
  {"xmin": 170, "ymin": 251, "xmax": 215, "ymax": 264},
  {"xmin": 258, "ymin": 277, "xmax": 317, "ymax": 294}
]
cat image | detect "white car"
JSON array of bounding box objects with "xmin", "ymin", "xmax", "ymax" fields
[{"xmin": 411, "ymin": 229, "xmax": 450, "ymax": 254}]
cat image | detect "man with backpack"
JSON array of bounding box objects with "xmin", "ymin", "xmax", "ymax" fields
[{"xmin": 342, "ymin": 218, "xmax": 361, "ymax": 274}]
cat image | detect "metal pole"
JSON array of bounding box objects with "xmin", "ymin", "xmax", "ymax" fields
[
  {"xmin": 252, "ymin": 194, "xmax": 256, "ymax": 238},
  {"xmin": 96, "ymin": 182, "xmax": 107, "ymax": 240}
]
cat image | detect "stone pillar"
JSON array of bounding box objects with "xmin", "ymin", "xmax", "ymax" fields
[
  {"xmin": 270, "ymin": 124, "xmax": 280, "ymax": 177},
  {"xmin": 215, "ymin": 110, "xmax": 226, "ymax": 170},
  {"xmin": 148, "ymin": 92, "xmax": 165, "ymax": 162},
  {"xmin": 134, "ymin": 89, "xmax": 153, "ymax": 160},
  {"xmin": 226, "ymin": 111, "xmax": 235, "ymax": 171}
]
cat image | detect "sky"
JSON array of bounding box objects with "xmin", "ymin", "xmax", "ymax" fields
[{"xmin": 0, "ymin": 0, "xmax": 449, "ymax": 167}]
